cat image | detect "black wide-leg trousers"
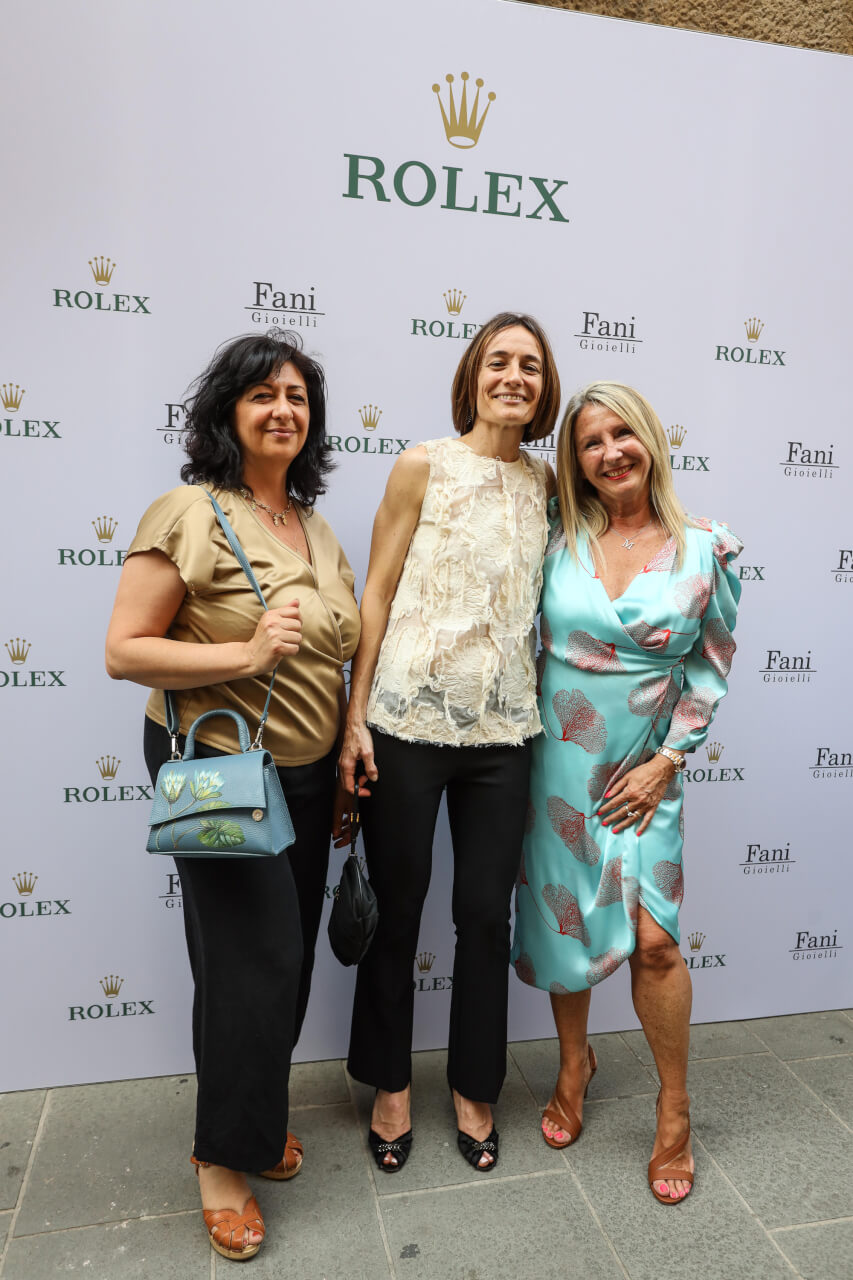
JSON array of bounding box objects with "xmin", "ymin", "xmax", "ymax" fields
[
  {"xmin": 347, "ymin": 729, "xmax": 532, "ymax": 1104},
  {"xmin": 144, "ymin": 717, "xmax": 335, "ymax": 1171}
]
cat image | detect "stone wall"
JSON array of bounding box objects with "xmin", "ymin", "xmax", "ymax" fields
[{"xmin": 520, "ymin": 0, "xmax": 853, "ymax": 54}]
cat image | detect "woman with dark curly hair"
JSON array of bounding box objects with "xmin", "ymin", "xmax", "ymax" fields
[{"xmin": 105, "ymin": 332, "xmax": 359, "ymax": 1261}]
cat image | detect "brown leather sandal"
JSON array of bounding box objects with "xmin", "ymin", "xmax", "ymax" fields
[
  {"xmin": 260, "ymin": 1131, "xmax": 303, "ymax": 1181},
  {"xmin": 541, "ymin": 1044, "xmax": 597, "ymax": 1149},
  {"xmin": 647, "ymin": 1098, "xmax": 694, "ymax": 1204},
  {"xmin": 191, "ymin": 1156, "xmax": 266, "ymax": 1260}
]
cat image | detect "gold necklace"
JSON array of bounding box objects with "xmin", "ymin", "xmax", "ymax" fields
[{"xmin": 239, "ymin": 488, "xmax": 292, "ymax": 527}]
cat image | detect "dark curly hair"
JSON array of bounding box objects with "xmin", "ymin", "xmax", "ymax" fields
[{"xmin": 179, "ymin": 332, "xmax": 333, "ymax": 507}]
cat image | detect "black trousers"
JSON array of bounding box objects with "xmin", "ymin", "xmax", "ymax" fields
[
  {"xmin": 347, "ymin": 729, "xmax": 532, "ymax": 1104},
  {"xmin": 144, "ymin": 717, "xmax": 335, "ymax": 1171}
]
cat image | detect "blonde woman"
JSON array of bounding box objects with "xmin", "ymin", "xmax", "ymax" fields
[{"xmin": 512, "ymin": 382, "xmax": 742, "ymax": 1204}]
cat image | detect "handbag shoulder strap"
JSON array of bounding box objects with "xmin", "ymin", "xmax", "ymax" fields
[{"xmin": 164, "ymin": 488, "xmax": 278, "ymax": 752}]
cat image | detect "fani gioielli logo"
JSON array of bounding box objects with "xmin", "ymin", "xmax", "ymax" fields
[
  {"xmin": 62, "ymin": 755, "xmax": 152, "ymax": 804},
  {"xmin": 411, "ymin": 288, "xmax": 482, "ymax": 341},
  {"xmin": 159, "ymin": 402, "xmax": 187, "ymax": 444},
  {"xmin": 779, "ymin": 439, "xmax": 837, "ymax": 480},
  {"xmin": 1, "ymin": 639, "xmax": 66, "ymax": 689},
  {"xmin": 1, "ymin": 381, "xmax": 62, "ymax": 440},
  {"xmin": 833, "ymin": 549, "xmax": 853, "ymax": 583},
  {"xmin": 682, "ymin": 930, "xmax": 726, "ymax": 970},
  {"xmin": 245, "ymin": 281, "xmax": 324, "ymax": 329},
  {"xmin": 343, "ymin": 71, "xmax": 570, "ymax": 223},
  {"xmin": 58, "ymin": 516, "xmax": 127, "ymax": 567},
  {"xmin": 790, "ymin": 929, "xmax": 841, "ymax": 962},
  {"xmin": 160, "ymin": 871, "xmax": 183, "ymax": 910},
  {"xmin": 575, "ymin": 310, "xmax": 641, "ymax": 355},
  {"xmin": 739, "ymin": 840, "xmax": 795, "ymax": 876},
  {"xmin": 715, "ymin": 316, "xmax": 785, "ymax": 366},
  {"xmin": 68, "ymin": 973, "xmax": 156, "ymax": 1022},
  {"xmin": 327, "ymin": 403, "xmax": 412, "ymax": 457},
  {"xmin": 0, "ymin": 872, "xmax": 71, "ymax": 920},
  {"xmin": 667, "ymin": 424, "xmax": 710, "ymax": 475},
  {"xmin": 811, "ymin": 747, "xmax": 852, "ymax": 780},
  {"xmin": 52, "ymin": 256, "xmax": 151, "ymax": 315},
  {"xmin": 759, "ymin": 648, "xmax": 814, "ymax": 685},
  {"xmin": 413, "ymin": 949, "xmax": 452, "ymax": 993},
  {"xmin": 682, "ymin": 740, "xmax": 744, "ymax": 783}
]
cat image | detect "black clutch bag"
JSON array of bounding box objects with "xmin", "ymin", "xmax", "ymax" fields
[{"xmin": 328, "ymin": 790, "xmax": 378, "ymax": 966}]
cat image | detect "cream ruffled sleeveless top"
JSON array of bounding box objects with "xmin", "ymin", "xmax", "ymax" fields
[{"xmin": 367, "ymin": 437, "xmax": 548, "ymax": 746}]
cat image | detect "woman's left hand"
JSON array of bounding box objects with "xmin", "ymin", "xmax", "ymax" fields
[{"xmin": 598, "ymin": 754, "xmax": 676, "ymax": 835}]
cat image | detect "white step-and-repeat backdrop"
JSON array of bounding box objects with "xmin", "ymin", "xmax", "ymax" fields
[{"xmin": 2, "ymin": 0, "xmax": 851, "ymax": 1090}]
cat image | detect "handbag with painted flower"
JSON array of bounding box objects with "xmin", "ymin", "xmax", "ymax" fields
[{"xmin": 146, "ymin": 492, "xmax": 295, "ymax": 859}]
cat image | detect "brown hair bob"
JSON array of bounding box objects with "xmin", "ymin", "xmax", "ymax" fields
[{"xmin": 450, "ymin": 312, "xmax": 561, "ymax": 443}]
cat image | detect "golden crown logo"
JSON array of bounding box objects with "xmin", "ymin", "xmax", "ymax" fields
[
  {"xmin": 688, "ymin": 931, "xmax": 706, "ymax": 952},
  {"xmin": 100, "ymin": 974, "xmax": 124, "ymax": 997},
  {"xmin": 13, "ymin": 872, "xmax": 37, "ymax": 896},
  {"xmin": 1, "ymin": 383, "xmax": 24, "ymax": 412},
  {"xmin": 89, "ymin": 256, "xmax": 116, "ymax": 285},
  {"xmin": 359, "ymin": 404, "xmax": 382, "ymax": 432},
  {"xmin": 96, "ymin": 755, "xmax": 120, "ymax": 780},
  {"xmin": 706, "ymin": 741, "xmax": 723, "ymax": 762},
  {"xmin": 5, "ymin": 637, "xmax": 31, "ymax": 665},
  {"xmin": 443, "ymin": 288, "xmax": 466, "ymax": 316},
  {"xmin": 416, "ymin": 951, "xmax": 436, "ymax": 973},
  {"xmin": 667, "ymin": 424, "xmax": 686, "ymax": 449},
  {"xmin": 744, "ymin": 317, "xmax": 764, "ymax": 342},
  {"xmin": 92, "ymin": 516, "xmax": 118, "ymax": 543},
  {"xmin": 432, "ymin": 72, "xmax": 496, "ymax": 149}
]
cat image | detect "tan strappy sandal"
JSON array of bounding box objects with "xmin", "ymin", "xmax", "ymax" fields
[
  {"xmin": 260, "ymin": 1131, "xmax": 303, "ymax": 1180},
  {"xmin": 541, "ymin": 1044, "xmax": 597, "ymax": 1149},
  {"xmin": 191, "ymin": 1156, "xmax": 266, "ymax": 1260},
  {"xmin": 647, "ymin": 1094, "xmax": 694, "ymax": 1204}
]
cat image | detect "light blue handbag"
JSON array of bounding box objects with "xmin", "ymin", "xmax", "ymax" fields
[{"xmin": 146, "ymin": 492, "xmax": 296, "ymax": 859}]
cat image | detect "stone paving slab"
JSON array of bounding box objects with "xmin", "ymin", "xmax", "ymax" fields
[
  {"xmin": 15, "ymin": 1076, "xmax": 197, "ymax": 1236},
  {"xmin": 559, "ymin": 1094, "xmax": 798, "ymax": 1280},
  {"xmin": 245, "ymin": 1103, "xmax": 391, "ymax": 1280},
  {"xmin": 0, "ymin": 1090, "xmax": 44, "ymax": 1211},
  {"xmin": 510, "ymin": 1032, "xmax": 657, "ymax": 1107},
  {"xmin": 290, "ymin": 1057, "xmax": 350, "ymax": 1110},
  {"xmin": 379, "ymin": 1171, "xmax": 626, "ymax": 1280},
  {"xmin": 786, "ymin": 1054, "xmax": 853, "ymax": 1129},
  {"xmin": 622, "ymin": 1019, "xmax": 770, "ymax": 1065},
  {"xmin": 746, "ymin": 1011, "xmax": 853, "ymax": 1060},
  {"xmin": 689, "ymin": 1055, "xmax": 853, "ymax": 1227},
  {"xmin": 773, "ymin": 1220, "xmax": 853, "ymax": 1280},
  {"xmin": 0, "ymin": 1213, "xmax": 10, "ymax": 1254},
  {"xmin": 2, "ymin": 1214, "xmax": 208, "ymax": 1280}
]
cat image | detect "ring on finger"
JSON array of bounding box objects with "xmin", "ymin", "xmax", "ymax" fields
[{"xmin": 626, "ymin": 808, "xmax": 640, "ymax": 818}]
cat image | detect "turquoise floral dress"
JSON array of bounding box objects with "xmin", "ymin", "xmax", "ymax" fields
[{"xmin": 511, "ymin": 509, "xmax": 742, "ymax": 993}]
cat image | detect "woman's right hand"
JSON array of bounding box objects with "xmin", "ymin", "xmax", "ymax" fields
[
  {"xmin": 244, "ymin": 600, "xmax": 302, "ymax": 674},
  {"xmin": 339, "ymin": 718, "xmax": 378, "ymax": 796}
]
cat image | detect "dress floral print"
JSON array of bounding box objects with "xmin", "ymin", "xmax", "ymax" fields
[{"xmin": 512, "ymin": 506, "xmax": 742, "ymax": 993}]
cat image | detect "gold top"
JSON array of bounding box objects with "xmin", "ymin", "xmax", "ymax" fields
[{"xmin": 129, "ymin": 485, "xmax": 360, "ymax": 766}]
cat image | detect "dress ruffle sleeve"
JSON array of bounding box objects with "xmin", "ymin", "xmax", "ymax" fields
[{"xmin": 663, "ymin": 519, "xmax": 743, "ymax": 754}]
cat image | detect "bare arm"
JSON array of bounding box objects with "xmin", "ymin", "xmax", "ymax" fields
[
  {"xmin": 104, "ymin": 549, "xmax": 302, "ymax": 689},
  {"xmin": 338, "ymin": 446, "xmax": 429, "ymax": 792}
]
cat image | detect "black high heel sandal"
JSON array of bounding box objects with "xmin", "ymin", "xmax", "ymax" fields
[
  {"xmin": 456, "ymin": 1126, "xmax": 499, "ymax": 1172},
  {"xmin": 367, "ymin": 1127, "xmax": 413, "ymax": 1173}
]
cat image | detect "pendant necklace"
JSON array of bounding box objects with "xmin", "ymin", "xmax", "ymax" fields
[
  {"xmin": 240, "ymin": 488, "xmax": 292, "ymax": 527},
  {"xmin": 611, "ymin": 515, "xmax": 657, "ymax": 550}
]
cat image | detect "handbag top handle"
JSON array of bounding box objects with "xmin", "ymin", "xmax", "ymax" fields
[
  {"xmin": 163, "ymin": 489, "xmax": 278, "ymax": 760},
  {"xmin": 349, "ymin": 787, "xmax": 360, "ymax": 858}
]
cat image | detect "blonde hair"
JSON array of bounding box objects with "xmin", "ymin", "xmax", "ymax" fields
[{"xmin": 556, "ymin": 381, "xmax": 694, "ymax": 566}]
